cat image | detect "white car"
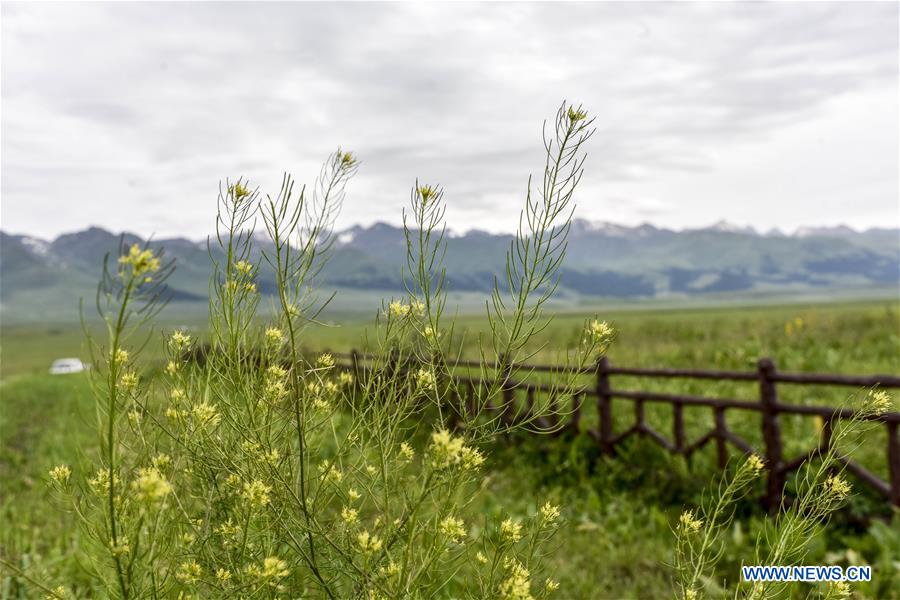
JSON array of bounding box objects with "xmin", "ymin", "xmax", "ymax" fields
[{"xmin": 49, "ymin": 358, "xmax": 87, "ymax": 375}]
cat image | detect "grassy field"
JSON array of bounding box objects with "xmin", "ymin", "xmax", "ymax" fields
[{"xmin": 1, "ymin": 299, "xmax": 899, "ymax": 598}]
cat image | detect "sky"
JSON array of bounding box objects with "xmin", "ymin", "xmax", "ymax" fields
[{"xmin": 1, "ymin": 2, "xmax": 898, "ymax": 240}]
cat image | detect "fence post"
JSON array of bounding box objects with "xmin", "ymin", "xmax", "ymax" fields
[
  {"xmin": 887, "ymin": 422, "xmax": 900, "ymax": 507},
  {"xmin": 596, "ymin": 357, "xmax": 614, "ymax": 455},
  {"xmin": 758, "ymin": 357, "xmax": 785, "ymax": 513}
]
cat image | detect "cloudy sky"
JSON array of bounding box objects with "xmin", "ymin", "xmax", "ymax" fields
[{"xmin": 2, "ymin": 2, "xmax": 897, "ymax": 240}]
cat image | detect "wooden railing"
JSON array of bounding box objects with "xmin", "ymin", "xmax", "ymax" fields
[{"xmin": 331, "ymin": 350, "xmax": 900, "ymax": 512}]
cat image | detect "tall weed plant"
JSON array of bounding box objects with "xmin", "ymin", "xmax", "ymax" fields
[{"xmin": 41, "ymin": 103, "xmax": 612, "ymax": 599}]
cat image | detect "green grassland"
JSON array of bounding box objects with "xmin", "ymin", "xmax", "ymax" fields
[{"xmin": 1, "ymin": 299, "xmax": 899, "ymax": 598}]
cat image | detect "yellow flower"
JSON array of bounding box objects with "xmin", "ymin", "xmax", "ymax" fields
[
  {"xmin": 338, "ymin": 371, "xmax": 354, "ymax": 386},
  {"xmin": 230, "ymin": 182, "xmax": 251, "ymax": 199},
  {"xmin": 399, "ymin": 442, "xmax": 415, "ymax": 461},
  {"xmin": 165, "ymin": 360, "xmax": 178, "ymax": 376},
  {"xmin": 241, "ymin": 480, "xmax": 272, "ymax": 507},
  {"xmin": 498, "ymin": 559, "xmax": 532, "ymax": 599},
  {"xmin": 131, "ymin": 467, "xmax": 172, "ymax": 505},
  {"xmin": 249, "ymin": 556, "xmax": 289, "ymax": 580},
  {"xmin": 388, "ymin": 300, "xmax": 410, "ymax": 318},
  {"xmin": 191, "ymin": 402, "xmax": 220, "ymax": 427},
  {"xmin": 357, "ymin": 530, "xmax": 383, "ymax": 554},
  {"xmin": 244, "ymin": 282, "xmax": 257, "ymax": 294},
  {"xmin": 545, "ymin": 579, "xmax": 559, "ymax": 592},
  {"xmin": 120, "ymin": 371, "xmax": 139, "ymax": 390},
  {"xmin": 341, "ymin": 506, "xmax": 359, "ymax": 526},
  {"xmin": 828, "ymin": 581, "xmax": 850, "ymax": 599},
  {"xmin": 539, "ymin": 502, "xmax": 560, "ymax": 523},
  {"xmin": 825, "ymin": 474, "xmax": 851, "ymax": 499},
  {"xmin": 234, "ymin": 260, "xmax": 253, "ymax": 275},
  {"xmin": 118, "ymin": 244, "xmax": 160, "ymax": 278},
  {"xmin": 113, "ymin": 348, "xmax": 129, "ymax": 364},
  {"xmin": 176, "ymin": 560, "xmax": 202, "ymax": 585},
  {"xmin": 746, "ymin": 454, "xmax": 765, "ymax": 475},
  {"xmin": 500, "ymin": 518, "xmax": 522, "ymax": 543},
  {"xmin": 348, "ymin": 488, "xmax": 361, "ymax": 502},
  {"xmin": 429, "ymin": 429, "xmax": 484, "ymax": 471},
  {"xmin": 264, "ymin": 327, "xmax": 284, "ymax": 347},
  {"xmin": 416, "ymin": 368, "xmax": 437, "ymax": 391},
  {"xmin": 410, "ymin": 298, "xmax": 426, "ymax": 316},
  {"xmin": 476, "ymin": 551, "xmax": 489, "ymax": 565},
  {"xmin": 49, "ymin": 465, "xmax": 71, "ymax": 485},
  {"xmin": 417, "ymin": 184, "xmax": 438, "ymax": 205},
  {"xmin": 169, "ymin": 330, "xmax": 191, "ymax": 350},
  {"xmin": 866, "ymin": 389, "xmax": 892, "ymax": 415},
  {"xmin": 585, "ymin": 319, "xmax": 614, "ymax": 349},
  {"xmin": 215, "ymin": 568, "xmax": 232, "ymax": 583},
  {"xmin": 317, "ymin": 353, "xmax": 335, "ymax": 368},
  {"xmin": 679, "ymin": 510, "xmax": 703, "ymax": 532},
  {"xmin": 567, "ymin": 106, "xmax": 588, "ymax": 123},
  {"xmin": 422, "ymin": 326, "xmax": 441, "ymax": 342},
  {"xmin": 340, "ymin": 150, "xmax": 357, "ymax": 168},
  {"xmin": 439, "ymin": 515, "xmax": 466, "ymax": 542},
  {"xmin": 151, "ymin": 453, "xmax": 171, "ymax": 470}
]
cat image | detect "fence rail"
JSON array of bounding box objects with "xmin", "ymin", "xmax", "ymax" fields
[{"xmin": 331, "ymin": 350, "xmax": 900, "ymax": 511}]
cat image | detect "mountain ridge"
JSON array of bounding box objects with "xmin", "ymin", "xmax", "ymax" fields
[{"xmin": 2, "ymin": 220, "xmax": 898, "ymax": 321}]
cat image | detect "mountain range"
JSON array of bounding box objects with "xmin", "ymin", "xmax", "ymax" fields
[{"xmin": 2, "ymin": 220, "xmax": 898, "ymax": 322}]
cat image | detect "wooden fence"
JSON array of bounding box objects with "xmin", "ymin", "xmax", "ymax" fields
[{"xmin": 332, "ymin": 350, "xmax": 900, "ymax": 512}]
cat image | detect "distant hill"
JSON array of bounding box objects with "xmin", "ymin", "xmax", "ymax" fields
[{"xmin": 1, "ymin": 221, "xmax": 898, "ymax": 322}]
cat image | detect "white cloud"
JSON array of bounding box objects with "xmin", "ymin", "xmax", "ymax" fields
[{"xmin": 1, "ymin": 2, "xmax": 896, "ymax": 239}]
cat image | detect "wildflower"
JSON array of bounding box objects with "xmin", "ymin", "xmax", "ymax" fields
[
  {"xmin": 539, "ymin": 502, "xmax": 560, "ymax": 524},
  {"xmin": 191, "ymin": 402, "xmax": 220, "ymax": 427},
  {"xmin": 242, "ymin": 480, "xmax": 272, "ymax": 507},
  {"xmin": 418, "ymin": 184, "xmax": 438, "ymax": 205},
  {"xmin": 828, "ymin": 581, "xmax": 851, "ymax": 599},
  {"xmin": 440, "ymin": 515, "xmax": 466, "ymax": 542},
  {"xmin": 264, "ymin": 327, "xmax": 284, "ymax": 347},
  {"xmin": 234, "ymin": 260, "xmax": 253, "ymax": 275},
  {"xmin": 248, "ymin": 556, "xmax": 289, "ymax": 580},
  {"xmin": 399, "ymin": 442, "xmax": 415, "ymax": 461},
  {"xmin": 170, "ymin": 388, "xmax": 185, "ymax": 402},
  {"xmin": 215, "ymin": 568, "xmax": 232, "ymax": 583},
  {"xmin": 169, "ymin": 330, "xmax": 191, "ymax": 351},
  {"xmin": 244, "ymin": 282, "xmax": 257, "ymax": 294},
  {"xmin": 88, "ymin": 469, "xmax": 119, "ymax": 495},
  {"xmin": 338, "ymin": 371, "xmax": 354, "ymax": 386},
  {"xmin": 366, "ymin": 464, "xmax": 377, "ymax": 476},
  {"xmin": 127, "ymin": 409, "xmax": 142, "ymax": 425},
  {"xmin": 320, "ymin": 463, "xmax": 343, "ymax": 484},
  {"xmin": 585, "ymin": 319, "xmax": 615, "ymax": 350},
  {"xmin": 165, "ymin": 360, "xmax": 178, "ymax": 376},
  {"xmin": 317, "ymin": 353, "xmax": 335, "ymax": 368},
  {"xmin": 165, "ymin": 407, "xmax": 183, "ymax": 420},
  {"xmin": 545, "ymin": 579, "xmax": 560, "ymax": 592},
  {"xmin": 422, "ymin": 326, "xmax": 441, "ymax": 342},
  {"xmin": 225, "ymin": 474, "xmax": 241, "ymax": 488},
  {"xmin": 217, "ymin": 519, "xmax": 240, "ymax": 538},
  {"xmin": 684, "ymin": 589, "xmax": 698, "ymax": 600},
  {"xmin": 120, "ymin": 371, "xmax": 139, "ymax": 391},
  {"xmin": 230, "ymin": 182, "xmax": 251, "ymax": 199},
  {"xmin": 182, "ymin": 532, "xmax": 196, "ymax": 545},
  {"xmin": 476, "ymin": 551, "xmax": 489, "ymax": 565},
  {"xmin": 357, "ymin": 530, "xmax": 383, "ymax": 554},
  {"xmin": 110, "ymin": 536, "xmax": 130, "ymax": 557},
  {"xmin": 113, "ymin": 348, "xmax": 129, "ymax": 364},
  {"xmin": 348, "ymin": 488, "xmax": 361, "ymax": 502},
  {"xmin": 264, "ymin": 366, "xmax": 289, "ymax": 402},
  {"xmin": 131, "ymin": 467, "xmax": 172, "ymax": 505},
  {"xmin": 500, "ymin": 518, "xmax": 522, "ymax": 543},
  {"xmin": 567, "ymin": 106, "xmax": 588, "ymax": 123},
  {"xmin": 429, "ymin": 429, "xmax": 483, "ymax": 471},
  {"xmin": 340, "ymin": 150, "xmax": 357, "ymax": 167},
  {"xmin": 679, "ymin": 510, "xmax": 703, "ymax": 532},
  {"xmin": 152, "ymin": 453, "xmax": 171, "ymax": 470},
  {"xmin": 746, "ymin": 454, "xmax": 765, "ymax": 475},
  {"xmin": 866, "ymin": 389, "xmax": 892, "ymax": 415},
  {"xmin": 118, "ymin": 244, "xmax": 160, "ymax": 278},
  {"xmin": 49, "ymin": 465, "xmax": 71, "ymax": 485},
  {"xmin": 416, "ymin": 368, "xmax": 437, "ymax": 391},
  {"xmin": 49, "ymin": 586, "xmax": 67, "ymax": 599},
  {"xmin": 498, "ymin": 559, "xmax": 532, "ymax": 600},
  {"xmin": 176, "ymin": 560, "xmax": 202, "ymax": 585},
  {"xmin": 341, "ymin": 506, "xmax": 359, "ymax": 526},
  {"xmin": 410, "ymin": 298, "xmax": 426, "ymax": 316},
  {"xmin": 388, "ymin": 300, "xmax": 410, "ymax": 318},
  {"xmin": 825, "ymin": 474, "xmax": 851, "ymax": 500}
]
